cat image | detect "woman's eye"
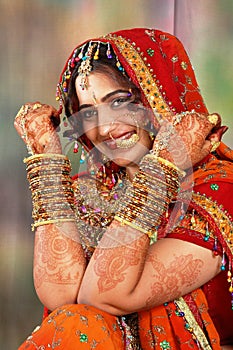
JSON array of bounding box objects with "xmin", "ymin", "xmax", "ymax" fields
[
  {"xmin": 112, "ymin": 96, "xmax": 132, "ymax": 109},
  {"xmin": 81, "ymin": 108, "xmax": 98, "ymax": 120}
]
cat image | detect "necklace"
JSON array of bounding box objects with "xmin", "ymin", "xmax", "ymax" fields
[{"xmin": 73, "ymin": 169, "xmax": 129, "ymax": 258}]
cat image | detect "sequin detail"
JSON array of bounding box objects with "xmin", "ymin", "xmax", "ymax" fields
[
  {"xmin": 210, "ymin": 183, "xmax": 219, "ymax": 191},
  {"xmin": 104, "ymin": 33, "xmax": 171, "ymax": 119}
]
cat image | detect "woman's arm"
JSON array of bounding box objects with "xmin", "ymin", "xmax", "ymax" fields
[
  {"xmin": 34, "ymin": 223, "xmax": 86, "ymax": 310},
  {"xmin": 14, "ymin": 102, "xmax": 87, "ymax": 310},
  {"xmin": 78, "ymin": 221, "xmax": 221, "ymax": 315},
  {"xmin": 78, "ymin": 112, "xmax": 223, "ymax": 314}
]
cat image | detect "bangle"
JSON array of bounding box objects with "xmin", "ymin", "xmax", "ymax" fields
[
  {"xmin": 115, "ymin": 155, "xmax": 183, "ymax": 242},
  {"xmin": 24, "ymin": 154, "xmax": 76, "ymax": 231},
  {"xmin": 114, "ymin": 215, "xmax": 156, "ymax": 239}
]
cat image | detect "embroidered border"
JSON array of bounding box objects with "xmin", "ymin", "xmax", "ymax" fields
[
  {"xmin": 175, "ymin": 297, "xmax": 212, "ymax": 350},
  {"xmin": 192, "ymin": 192, "xmax": 233, "ymax": 258},
  {"xmin": 104, "ymin": 34, "xmax": 172, "ymax": 118}
]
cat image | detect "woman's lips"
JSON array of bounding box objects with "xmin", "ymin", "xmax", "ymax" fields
[{"xmin": 105, "ymin": 131, "xmax": 135, "ymax": 149}]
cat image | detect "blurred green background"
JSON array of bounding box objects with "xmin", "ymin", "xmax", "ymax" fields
[{"xmin": 0, "ymin": 0, "xmax": 232, "ymax": 348}]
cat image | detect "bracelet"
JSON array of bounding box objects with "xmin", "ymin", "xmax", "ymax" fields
[
  {"xmin": 24, "ymin": 153, "xmax": 76, "ymax": 231},
  {"xmin": 115, "ymin": 155, "xmax": 184, "ymax": 242},
  {"xmin": 32, "ymin": 218, "xmax": 76, "ymax": 230},
  {"xmin": 114, "ymin": 215, "xmax": 155, "ymax": 238}
]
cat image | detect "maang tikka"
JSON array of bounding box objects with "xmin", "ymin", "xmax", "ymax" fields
[
  {"xmin": 78, "ymin": 42, "xmax": 97, "ymax": 90},
  {"xmin": 77, "ymin": 41, "xmax": 124, "ymax": 91}
]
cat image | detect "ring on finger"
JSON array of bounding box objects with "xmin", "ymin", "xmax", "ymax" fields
[
  {"xmin": 207, "ymin": 114, "xmax": 219, "ymax": 126},
  {"xmin": 32, "ymin": 103, "xmax": 42, "ymax": 110},
  {"xmin": 210, "ymin": 140, "xmax": 220, "ymax": 152}
]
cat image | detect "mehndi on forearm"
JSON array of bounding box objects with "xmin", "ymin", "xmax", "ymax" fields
[{"xmin": 24, "ymin": 153, "xmax": 86, "ymax": 308}]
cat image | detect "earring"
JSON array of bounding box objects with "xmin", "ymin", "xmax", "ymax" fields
[
  {"xmin": 102, "ymin": 153, "xmax": 110, "ymax": 165},
  {"xmin": 149, "ymin": 131, "xmax": 155, "ymax": 141},
  {"xmin": 87, "ymin": 152, "xmax": 96, "ymax": 175}
]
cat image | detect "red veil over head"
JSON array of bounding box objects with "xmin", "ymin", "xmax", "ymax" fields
[{"xmin": 57, "ymin": 28, "xmax": 208, "ymax": 124}]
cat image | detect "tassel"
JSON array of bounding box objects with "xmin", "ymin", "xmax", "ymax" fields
[
  {"xmin": 190, "ymin": 209, "xmax": 196, "ymax": 229},
  {"xmin": 220, "ymin": 249, "xmax": 226, "ymax": 271},
  {"xmin": 80, "ymin": 146, "xmax": 86, "ymax": 164},
  {"xmin": 73, "ymin": 141, "xmax": 79, "ymax": 153},
  {"xmin": 204, "ymin": 222, "xmax": 210, "ymax": 242}
]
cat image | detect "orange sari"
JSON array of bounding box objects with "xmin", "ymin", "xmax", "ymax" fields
[
  {"xmin": 19, "ymin": 290, "xmax": 220, "ymax": 349},
  {"xmin": 19, "ymin": 145, "xmax": 233, "ymax": 349}
]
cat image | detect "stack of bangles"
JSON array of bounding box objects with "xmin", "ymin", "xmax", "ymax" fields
[
  {"xmin": 114, "ymin": 153, "xmax": 185, "ymax": 242},
  {"xmin": 24, "ymin": 153, "xmax": 76, "ymax": 231}
]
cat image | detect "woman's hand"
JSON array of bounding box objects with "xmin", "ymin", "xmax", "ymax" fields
[
  {"xmin": 14, "ymin": 102, "xmax": 62, "ymax": 154},
  {"xmin": 153, "ymin": 111, "xmax": 221, "ymax": 170}
]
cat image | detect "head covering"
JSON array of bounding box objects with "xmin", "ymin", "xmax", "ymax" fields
[{"xmin": 56, "ymin": 28, "xmax": 208, "ymax": 128}]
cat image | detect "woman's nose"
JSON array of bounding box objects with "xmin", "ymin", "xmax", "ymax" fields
[{"xmin": 97, "ymin": 107, "xmax": 115, "ymax": 137}]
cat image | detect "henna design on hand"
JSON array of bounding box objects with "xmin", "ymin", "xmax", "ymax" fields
[
  {"xmin": 154, "ymin": 112, "xmax": 217, "ymax": 169},
  {"xmin": 14, "ymin": 102, "xmax": 62, "ymax": 154}
]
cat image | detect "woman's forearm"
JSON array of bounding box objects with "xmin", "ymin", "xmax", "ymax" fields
[
  {"xmin": 34, "ymin": 222, "xmax": 86, "ymax": 310},
  {"xmin": 78, "ymin": 222, "xmax": 221, "ymax": 315},
  {"xmin": 78, "ymin": 155, "xmax": 182, "ymax": 312},
  {"xmin": 77, "ymin": 221, "xmax": 149, "ymax": 313}
]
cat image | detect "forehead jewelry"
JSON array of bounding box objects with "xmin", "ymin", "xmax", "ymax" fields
[
  {"xmin": 78, "ymin": 42, "xmax": 97, "ymax": 90},
  {"xmin": 56, "ymin": 41, "xmax": 125, "ymax": 106},
  {"xmin": 92, "ymin": 91, "xmax": 98, "ymax": 105}
]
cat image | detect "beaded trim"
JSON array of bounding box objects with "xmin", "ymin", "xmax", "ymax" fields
[
  {"xmin": 191, "ymin": 192, "xmax": 233, "ymax": 258},
  {"xmin": 175, "ymin": 297, "xmax": 212, "ymax": 350},
  {"xmin": 103, "ymin": 34, "xmax": 172, "ymax": 121}
]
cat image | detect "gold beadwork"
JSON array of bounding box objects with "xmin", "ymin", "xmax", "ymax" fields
[
  {"xmin": 207, "ymin": 113, "xmax": 219, "ymax": 126},
  {"xmin": 104, "ymin": 34, "xmax": 171, "ymax": 123}
]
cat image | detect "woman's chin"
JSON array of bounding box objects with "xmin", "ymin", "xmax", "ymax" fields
[
  {"xmin": 99, "ymin": 142, "xmax": 151, "ymax": 168},
  {"xmin": 111, "ymin": 157, "xmax": 134, "ymax": 167}
]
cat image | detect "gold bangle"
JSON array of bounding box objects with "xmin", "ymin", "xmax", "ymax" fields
[
  {"xmin": 145, "ymin": 154, "xmax": 186, "ymax": 178},
  {"xmin": 114, "ymin": 215, "xmax": 153, "ymax": 236},
  {"xmin": 24, "ymin": 153, "xmax": 69, "ymax": 163},
  {"xmin": 32, "ymin": 218, "xmax": 76, "ymax": 231}
]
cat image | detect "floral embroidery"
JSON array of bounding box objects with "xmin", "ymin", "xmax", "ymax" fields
[
  {"xmin": 210, "ymin": 183, "xmax": 219, "ymax": 191},
  {"xmin": 181, "ymin": 61, "xmax": 188, "ymax": 70},
  {"xmin": 147, "ymin": 48, "xmax": 154, "ymax": 57}
]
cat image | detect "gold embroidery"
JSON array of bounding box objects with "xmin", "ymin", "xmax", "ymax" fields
[
  {"xmin": 192, "ymin": 192, "xmax": 233, "ymax": 255},
  {"xmin": 104, "ymin": 34, "xmax": 171, "ymax": 120},
  {"xmin": 175, "ymin": 297, "xmax": 212, "ymax": 350}
]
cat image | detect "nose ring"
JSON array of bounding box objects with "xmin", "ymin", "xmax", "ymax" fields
[{"xmin": 108, "ymin": 112, "xmax": 140, "ymax": 149}]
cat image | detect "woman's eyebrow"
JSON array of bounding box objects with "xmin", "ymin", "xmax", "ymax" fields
[
  {"xmin": 79, "ymin": 104, "xmax": 93, "ymax": 111},
  {"xmin": 79, "ymin": 89, "xmax": 130, "ymax": 110},
  {"xmin": 101, "ymin": 89, "xmax": 131, "ymax": 103}
]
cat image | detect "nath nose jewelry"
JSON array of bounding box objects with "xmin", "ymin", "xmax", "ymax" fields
[{"xmin": 109, "ymin": 112, "xmax": 140, "ymax": 149}]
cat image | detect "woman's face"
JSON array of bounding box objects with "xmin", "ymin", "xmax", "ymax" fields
[{"xmin": 74, "ymin": 72, "xmax": 153, "ymax": 171}]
